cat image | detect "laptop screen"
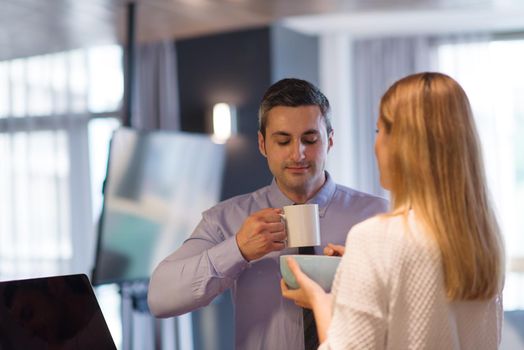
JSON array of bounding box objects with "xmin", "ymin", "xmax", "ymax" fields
[{"xmin": 0, "ymin": 274, "xmax": 116, "ymax": 350}]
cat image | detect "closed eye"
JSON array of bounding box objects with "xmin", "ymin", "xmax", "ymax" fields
[
  {"xmin": 303, "ymin": 138, "xmax": 318, "ymax": 145},
  {"xmin": 301, "ymin": 130, "xmax": 320, "ymax": 145}
]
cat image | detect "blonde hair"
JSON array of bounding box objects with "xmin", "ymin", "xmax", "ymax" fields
[{"xmin": 380, "ymin": 72, "xmax": 504, "ymax": 300}]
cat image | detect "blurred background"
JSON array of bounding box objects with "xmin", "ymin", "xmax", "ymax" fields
[{"xmin": 1, "ymin": 0, "xmax": 524, "ymax": 349}]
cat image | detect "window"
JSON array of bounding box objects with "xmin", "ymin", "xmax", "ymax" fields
[
  {"xmin": 0, "ymin": 45, "xmax": 123, "ymax": 280},
  {"xmin": 438, "ymin": 38, "xmax": 524, "ymax": 310}
]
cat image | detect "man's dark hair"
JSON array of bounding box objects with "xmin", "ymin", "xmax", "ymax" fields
[{"xmin": 258, "ymin": 78, "xmax": 332, "ymax": 137}]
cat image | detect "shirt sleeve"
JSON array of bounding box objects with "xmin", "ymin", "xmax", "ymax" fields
[
  {"xmin": 148, "ymin": 212, "xmax": 249, "ymax": 317},
  {"xmin": 319, "ymin": 220, "xmax": 389, "ymax": 350}
]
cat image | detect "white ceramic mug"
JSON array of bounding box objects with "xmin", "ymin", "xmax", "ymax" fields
[{"xmin": 280, "ymin": 204, "xmax": 321, "ymax": 248}]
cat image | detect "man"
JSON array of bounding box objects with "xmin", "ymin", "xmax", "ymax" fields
[{"xmin": 148, "ymin": 78, "xmax": 388, "ymax": 349}]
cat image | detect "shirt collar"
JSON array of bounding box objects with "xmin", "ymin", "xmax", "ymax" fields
[{"xmin": 267, "ymin": 171, "xmax": 336, "ymax": 218}]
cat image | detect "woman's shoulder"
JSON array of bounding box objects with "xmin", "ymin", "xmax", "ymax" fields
[
  {"xmin": 349, "ymin": 212, "xmax": 406, "ymax": 239},
  {"xmin": 345, "ymin": 212, "xmax": 440, "ymax": 288},
  {"xmin": 343, "ymin": 214, "xmax": 406, "ymax": 261},
  {"xmin": 348, "ymin": 211, "xmax": 435, "ymax": 253}
]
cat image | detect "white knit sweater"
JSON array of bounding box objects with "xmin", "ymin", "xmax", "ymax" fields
[{"xmin": 318, "ymin": 212, "xmax": 503, "ymax": 350}]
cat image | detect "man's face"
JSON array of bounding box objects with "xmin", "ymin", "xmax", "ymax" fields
[{"xmin": 258, "ymin": 105, "xmax": 333, "ymax": 200}]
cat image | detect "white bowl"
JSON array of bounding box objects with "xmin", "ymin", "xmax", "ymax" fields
[{"xmin": 280, "ymin": 254, "xmax": 341, "ymax": 292}]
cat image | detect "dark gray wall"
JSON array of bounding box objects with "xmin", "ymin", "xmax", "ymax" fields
[
  {"xmin": 176, "ymin": 25, "xmax": 320, "ymax": 202},
  {"xmin": 176, "ymin": 27, "xmax": 274, "ymax": 201},
  {"xmin": 270, "ymin": 24, "xmax": 319, "ymax": 86}
]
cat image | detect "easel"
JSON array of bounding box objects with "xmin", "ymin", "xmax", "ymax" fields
[{"xmin": 119, "ymin": 280, "xmax": 193, "ymax": 350}]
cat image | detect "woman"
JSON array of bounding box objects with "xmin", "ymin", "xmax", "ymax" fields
[{"xmin": 282, "ymin": 72, "xmax": 505, "ymax": 349}]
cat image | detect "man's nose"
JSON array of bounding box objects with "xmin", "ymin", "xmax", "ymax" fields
[{"xmin": 291, "ymin": 141, "xmax": 306, "ymax": 161}]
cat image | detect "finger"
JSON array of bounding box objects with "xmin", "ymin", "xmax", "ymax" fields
[
  {"xmin": 327, "ymin": 243, "xmax": 337, "ymax": 250},
  {"xmin": 265, "ymin": 213, "xmax": 284, "ymax": 223},
  {"xmin": 270, "ymin": 230, "xmax": 286, "ymax": 242},
  {"xmin": 287, "ymin": 257, "xmax": 305, "ymax": 278},
  {"xmin": 249, "ymin": 222, "xmax": 282, "ymax": 238},
  {"xmin": 253, "ymin": 208, "xmax": 281, "ymax": 219},
  {"xmin": 280, "ymin": 279, "xmax": 289, "ymax": 293},
  {"xmin": 270, "ymin": 240, "xmax": 286, "ymax": 251},
  {"xmin": 334, "ymin": 246, "xmax": 346, "ymax": 256},
  {"xmin": 287, "ymin": 257, "xmax": 319, "ymax": 291},
  {"xmin": 281, "ymin": 280, "xmax": 298, "ymax": 300},
  {"xmin": 265, "ymin": 222, "xmax": 285, "ymax": 233},
  {"xmin": 327, "ymin": 243, "xmax": 345, "ymax": 256},
  {"xmin": 295, "ymin": 300, "xmax": 310, "ymax": 309},
  {"xmin": 257, "ymin": 208, "xmax": 284, "ymax": 223},
  {"xmin": 323, "ymin": 246, "xmax": 334, "ymax": 256}
]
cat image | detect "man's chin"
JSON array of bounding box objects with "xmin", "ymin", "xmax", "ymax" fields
[{"xmin": 280, "ymin": 175, "xmax": 313, "ymax": 191}]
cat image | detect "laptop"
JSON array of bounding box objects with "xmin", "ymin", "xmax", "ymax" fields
[{"xmin": 0, "ymin": 274, "xmax": 116, "ymax": 350}]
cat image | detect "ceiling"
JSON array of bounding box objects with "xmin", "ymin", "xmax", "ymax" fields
[{"xmin": 0, "ymin": 0, "xmax": 518, "ymax": 61}]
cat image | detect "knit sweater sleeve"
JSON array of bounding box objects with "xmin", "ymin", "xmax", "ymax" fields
[{"xmin": 319, "ymin": 216, "xmax": 393, "ymax": 350}]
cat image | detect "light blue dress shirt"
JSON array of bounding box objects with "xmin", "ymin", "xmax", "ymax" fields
[{"xmin": 148, "ymin": 172, "xmax": 388, "ymax": 349}]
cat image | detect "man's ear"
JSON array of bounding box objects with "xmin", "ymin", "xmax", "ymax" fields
[
  {"xmin": 258, "ymin": 131, "xmax": 267, "ymax": 157},
  {"xmin": 327, "ymin": 130, "xmax": 334, "ymax": 152}
]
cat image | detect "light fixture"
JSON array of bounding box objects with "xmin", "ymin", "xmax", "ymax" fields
[{"xmin": 212, "ymin": 102, "xmax": 237, "ymax": 144}]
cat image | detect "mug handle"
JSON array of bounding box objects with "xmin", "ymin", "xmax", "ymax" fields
[{"xmin": 279, "ymin": 213, "xmax": 288, "ymax": 247}]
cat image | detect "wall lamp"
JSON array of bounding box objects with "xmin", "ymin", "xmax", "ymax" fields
[{"xmin": 212, "ymin": 103, "xmax": 237, "ymax": 144}]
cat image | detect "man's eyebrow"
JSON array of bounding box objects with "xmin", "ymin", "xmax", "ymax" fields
[
  {"xmin": 270, "ymin": 131, "xmax": 291, "ymax": 137},
  {"xmin": 303, "ymin": 129, "xmax": 320, "ymax": 135},
  {"xmin": 270, "ymin": 129, "xmax": 320, "ymax": 137}
]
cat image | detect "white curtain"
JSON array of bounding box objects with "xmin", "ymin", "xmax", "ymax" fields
[
  {"xmin": 436, "ymin": 35, "xmax": 524, "ymax": 311},
  {"xmin": 119, "ymin": 40, "xmax": 184, "ymax": 350},
  {"xmin": 132, "ymin": 41, "xmax": 180, "ymax": 131},
  {"xmin": 323, "ymin": 35, "xmax": 436, "ymax": 198},
  {"xmin": 352, "ymin": 37, "xmax": 436, "ymax": 198},
  {"xmin": 0, "ymin": 46, "xmax": 122, "ymax": 281}
]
